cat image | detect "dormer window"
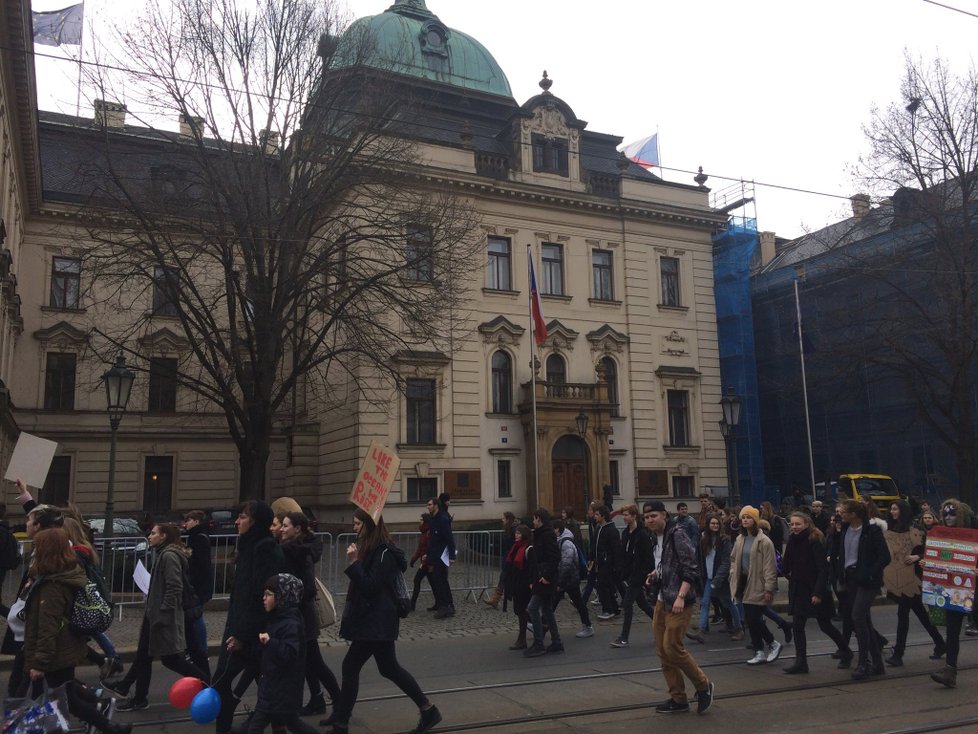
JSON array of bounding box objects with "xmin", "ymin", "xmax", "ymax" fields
[
  {"xmin": 420, "ymin": 20, "xmax": 449, "ymax": 57},
  {"xmin": 532, "ymin": 134, "xmax": 568, "ymax": 176}
]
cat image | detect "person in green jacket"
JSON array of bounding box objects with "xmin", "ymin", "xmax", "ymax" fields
[{"xmin": 23, "ymin": 527, "xmax": 129, "ymax": 733}]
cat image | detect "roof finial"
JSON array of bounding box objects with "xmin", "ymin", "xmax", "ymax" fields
[
  {"xmin": 539, "ymin": 70, "xmax": 553, "ymax": 94},
  {"xmin": 694, "ymin": 166, "xmax": 708, "ymax": 187}
]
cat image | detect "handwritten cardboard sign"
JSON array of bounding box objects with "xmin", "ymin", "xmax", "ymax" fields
[
  {"xmin": 349, "ymin": 441, "xmax": 400, "ymax": 522},
  {"xmin": 4, "ymin": 432, "xmax": 58, "ymax": 490},
  {"xmin": 922, "ymin": 525, "xmax": 978, "ymax": 615}
]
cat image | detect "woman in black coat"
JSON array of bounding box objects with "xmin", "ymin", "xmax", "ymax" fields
[
  {"xmin": 280, "ymin": 512, "xmax": 341, "ymax": 716},
  {"xmin": 324, "ymin": 509, "xmax": 441, "ymax": 734},
  {"xmin": 504, "ymin": 525, "xmax": 533, "ymax": 650},
  {"xmin": 782, "ymin": 511, "xmax": 850, "ymax": 673}
]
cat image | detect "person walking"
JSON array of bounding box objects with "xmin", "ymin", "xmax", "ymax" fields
[
  {"xmin": 279, "ymin": 512, "xmax": 341, "ymax": 717},
  {"xmin": 524, "ymin": 508, "xmax": 562, "ymax": 657},
  {"xmin": 426, "ymin": 496, "xmax": 456, "ymax": 619},
  {"xmin": 409, "ymin": 514, "xmax": 433, "ymax": 611},
  {"xmin": 246, "ymin": 573, "xmax": 319, "ymax": 734},
  {"xmin": 183, "ymin": 510, "xmax": 213, "ymax": 680},
  {"xmin": 831, "ymin": 499, "xmax": 890, "ymax": 680},
  {"xmin": 694, "ymin": 514, "xmax": 742, "ymax": 641},
  {"xmin": 592, "ymin": 504, "xmax": 621, "ymax": 620},
  {"xmin": 643, "ymin": 501, "xmax": 714, "ymax": 715},
  {"xmin": 553, "ymin": 518, "xmax": 593, "ymax": 639},
  {"xmin": 730, "ymin": 506, "xmax": 781, "ymax": 665},
  {"xmin": 883, "ymin": 500, "xmax": 945, "ymax": 667},
  {"xmin": 611, "ymin": 504, "xmax": 654, "ymax": 648},
  {"xmin": 781, "ymin": 511, "xmax": 850, "ymax": 673},
  {"xmin": 212, "ymin": 501, "xmax": 286, "ymax": 734},
  {"xmin": 323, "ymin": 509, "xmax": 441, "ymax": 734},
  {"xmin": 484, "ymin": 512, "xmax": 516, "ymax": 609},
  {"xmin": 22, "ymin": 528, "xmax": 129, "ymax": 733},
  {"xmin": 104, "ymin": 524, "xmax": 208, "ymax": 710},
  {"xmin": 504, "ymin": 525, "xmax": 533, "ymax": 650}
]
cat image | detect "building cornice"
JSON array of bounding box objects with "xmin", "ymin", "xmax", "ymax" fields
[{"xmin": 3, "ymin": 0, "xmax": 42, "ymax": 213}]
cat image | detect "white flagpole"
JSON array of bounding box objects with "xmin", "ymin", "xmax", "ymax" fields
[
  {"xmin": 527, "ymin": 244, "xmax": 541, "ymax": 506},
  {"xmin": 794, "ymin": 278, "xmax": 816, "ymax": 495}
]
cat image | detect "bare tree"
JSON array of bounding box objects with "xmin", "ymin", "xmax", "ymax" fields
[
  {"xmin": 821, "ymin": 54, "xmax": 978, "ymax": 504},
  {"xmin": 69, "ymin": 0, "xmax": 481, "ymax": 500}
]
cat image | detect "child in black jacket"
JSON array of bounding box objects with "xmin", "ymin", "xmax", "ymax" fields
[{"xmin": 248, "ymin": 574, "xmax": 319, "ymax": 733}]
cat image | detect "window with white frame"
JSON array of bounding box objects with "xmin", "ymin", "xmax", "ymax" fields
[
  {"xmin": 667, "ymin": 389, "xmax": 690, "ymax": 447},
  {"xmin": 541, "ymin": 243, "xmax": 564, "ymax": 296},
  {"xmin": 50, "ymin": 257, "xmax": 81, "ymax": 309},
  {"xmin": 487, "ymin": 236, "xmax": 511, "ymax": 291},
  {"xmin": 491, "ymin": 350, "xmax": 513, "ymax": 413},
  {"xmin": 497, "ymin": 459, "xmax": 512, "ymax": 498},
  {"xmin": 660, "ymin": 256, "xmax": 680, "ymax": 307},
  {"xmin": 592, "ymin": 249, "xmax": 613, "ymax": 300},
  {"xmin": 406, "ymin": 378, "xmax": 436, "ymax": 444},
  {"xmin": 405, "ymin": 225, "xmax": 434, "ymax": 282}
]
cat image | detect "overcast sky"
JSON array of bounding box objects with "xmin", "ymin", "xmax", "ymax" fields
[{"xmin": 31, "ymin": 0, "xmax": 978, "ymax": 239}]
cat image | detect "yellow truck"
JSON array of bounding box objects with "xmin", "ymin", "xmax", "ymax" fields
[{"xmin": 837, "ymin": 473, "xmax": 904, "ymax": 510}]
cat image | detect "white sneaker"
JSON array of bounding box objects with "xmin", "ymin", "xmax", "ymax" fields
[
  {"xmin": 766, "ymin": 640, "xmax": 783, "ymax": 663},
  {"xmin": 590, "ymin": 598, "xmax": 601, "ymax": 606},
  {"xmin": 576, "ymin": 625, "xmax": 594, "ymax": 638},
  {"xmin": 747, "ymin": 650, "xmax": 767, "ymax": 665}
]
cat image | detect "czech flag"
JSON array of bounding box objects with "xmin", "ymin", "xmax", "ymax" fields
[
  {"xmin": 620, "ymin": 133, "xmax": 659, "ymax": 168},
  {"xmin": 529, "ymin": 258, "xmax": 547, "ymax": 346}
]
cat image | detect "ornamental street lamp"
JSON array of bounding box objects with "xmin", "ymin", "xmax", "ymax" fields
[
  {"xmin": 102, "ymin": 354, "xmax": 135, "ymax": 543},
  {"xmin": 719, "ymin": 388, "xmax": 743, "ymax": 505},
  {"xmin": 576, "ymin": 408, "xmax": 590, "ymax": 508}
]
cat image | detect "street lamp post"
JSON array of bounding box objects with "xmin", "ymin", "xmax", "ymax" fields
[
  {"xmin": 719, "ymin": 387, "xmax": 743, "ymax": 506},
  {"xmin": 102, "ymin": 354, "xmax": 135, "ymax": 543},
  {"xmin": 575, "ymin": 408, "xmax": 590, "ymax": 508}
]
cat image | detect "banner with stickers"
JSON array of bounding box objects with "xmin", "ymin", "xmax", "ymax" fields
[{"xmin": 921, "ymin": 525, "xmax": 978, "ymax": 615}]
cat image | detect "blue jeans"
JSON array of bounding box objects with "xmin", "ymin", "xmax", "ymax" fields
[
  {"xmin": 528, "ymin": 589, "xmax": 560, "ymax": 646},
  {"xmin": 92, "ymin": 631, "xmax": 116, "ymax": 658},
  {"xmin": 702, "ymin": 582, "xmax": 740, "ymax": 631}
]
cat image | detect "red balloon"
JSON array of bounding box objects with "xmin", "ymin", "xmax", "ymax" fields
[{"xmin": 169, "ymin": 677, "xmax": 206, "ymax": 709}]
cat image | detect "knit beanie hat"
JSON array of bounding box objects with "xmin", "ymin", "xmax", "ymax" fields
[
  {"xmin": 265, "ymin": 573, "xmax": 304, "ymax": 609},
  {"xmin": 740, "ymin": 505, "xmax": 760, "ymax": 524}
]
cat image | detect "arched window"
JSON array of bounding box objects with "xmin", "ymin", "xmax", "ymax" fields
[
  {"xmin": 601, "ymin": 357, "xmax": 619, "ymax": 416},
  {"xmin": 491, "ymin": 351, "xmax": 513, "ymax": 413},
  {"xmin": 546, "ymin": 354, "xmax": 566, "ymax": 384}
]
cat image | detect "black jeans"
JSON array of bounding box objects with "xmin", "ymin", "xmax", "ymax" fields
[
  {"xmin": 304, "ymin": 640, "xmax": 341, "ymax": 702},
  {"xmin": 246, "ymin": 709, "xmax": 319, "ymax": 734},
  {"xmin": 553, "ymin": 583, "xmax": 591, "ymax": 627},
  {"xmin": 849, "ymin": 584, "xmax": 883, "ymax": 668},
  {"xmin": 32, "ymin": 667, "xmax": 111, "ymax": 732},
  {"xmin": 893, "ymin": 594, "xmax": 944, "ymax": 656},
  {"xmin": 213, "ymin": 646, "xmax": 262, "ymax": 733},
  {"xmin": 946, "ymin": 610, "xmax": 965, "ymax": 667},
  {"xmin": 118, "ymin": 618, "xmax": 207, "ymax": 701},
  {"xmin": 743, "ymin": 603, "xmax": 774, "ymax": 652},
  {"xmin": 596, "ymin": 566, "xmax": 619, "ymax": 613},
  {"xmin": 527, "ymin": 588, "xmax": 560, "ymax": 646},
  {"xmin": 792, "ymin": 602, "xmax": 846, "ymax": 660},
  {"xmin": 333, "ymin": 640, "xmax": 427, "ymax": 724},
  {"xmin": 428, "ymin": 560, "xmax": 453, "ymax": 610},
  {"xmin": 619, "ymin": 582, "xmax": 654, "ymax": 641},
  {"xmin": 411, "ymin": 566, "xmax": 431, "ymax": 608}
]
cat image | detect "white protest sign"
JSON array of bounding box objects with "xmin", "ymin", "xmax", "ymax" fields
[{"xmin": 4, "ymin": 432, "xmax": 58, "ymax": 489}]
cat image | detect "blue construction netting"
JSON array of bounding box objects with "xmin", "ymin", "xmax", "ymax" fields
[{"xmin": 712, "ymin": 219, "xmax": 774, "ymax": 506}]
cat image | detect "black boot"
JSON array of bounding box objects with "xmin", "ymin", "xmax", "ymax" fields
[
  {"xmin": 783, "ymin": 659, "xmax": 808, "ymax": 674},
  {"xmin": 412, "ymin": 705, "xmax": 442, "ymax": 734},
  {"xmin": 300, "ymin": 693, "xmax": 327, "ymax": 716}
]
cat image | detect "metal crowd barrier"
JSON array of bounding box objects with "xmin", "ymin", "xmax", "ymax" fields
[{"xmin": 0, "ymin": 530, "xmax": 503, "ymax": 620}]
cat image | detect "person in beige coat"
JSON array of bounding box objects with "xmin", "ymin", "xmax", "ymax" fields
[
  {"xmin": 883, "ymin": 500, "xmax": 945, "ymax": 667},
  {"xmin": 730, "ymin": 506, "xmax": 780, "ymax": 665}
]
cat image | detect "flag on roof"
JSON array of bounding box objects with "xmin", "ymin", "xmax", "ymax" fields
[
  {"xmin": 33, "ymin": 3, "xmax": 84, "ymax": 47},
  {"xmin": 620, "ymin": 133, "xmax": 659, "ymax": 168},
  {"xmin": 529, "ymin": 257, "xmax": 547, "ymax": 346}
]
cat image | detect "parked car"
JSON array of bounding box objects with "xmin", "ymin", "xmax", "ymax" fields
[
  {"xmin": 88, "ymin": 516, "xmax": 149, "ymax": 545},
  {"xmin": 208, "ymin": 509, "xmax": 238, "ymax": 536}
]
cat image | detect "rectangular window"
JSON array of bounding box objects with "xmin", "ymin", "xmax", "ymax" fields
[
  {"xmin": 497, "ymin": 460, "xmax": 512, "ymax": 498},
  {"xmin": 592, "ymin": 249, "xmax": 613, "ymax": 300},
  {"xmin": 406, "ymin": 378, "xmax": 436, "ymax": 444},
  {"xmin": 531, "ymin": 134, "xmax": 568, "ymax": 176},
  {"xmin": 541, "ymin": 242, "xmax": 564, "ymax": 296},
  {"xmin": 673, "ymin": 476, "xmax": 695, "ymax": 498},
  {"xmin": 661, "ymin": 256, "xmax": 680, "ymax": 307},
  {"xmin": 41, "ymin": 456, "xmax": 71, "ymax": 506},
  {"xmin": 44, "ymin": 352, "xmax": 76, "ymax": 410},
  {"xmin": 148, "ymin": 357, "xmax": 178, "ymax": 413},
  {"xmin": 407, "ymin": 477, "xmax": 437, "ymax": 503},
  {"xmin": 153, "ymin": 266, "xmax": 178, "ymax": 316},
  {"xmin": 609, "ymin": 459, "xmax": 621, "ymax": 496},
  {"xmin": 667, "ymin": 389, "xmax": 690, "ymax": 447},
  {"xmin": 487, "ymin": 236, "xmax": 512, "ymax": 291},
  {"xmin": 405, "ymin": 225, "xmax": 434, "ymax": 282},
  {"xmin": 143, "ymin": 455, "xmax": 174, "ymax": 513},
  {"xmin": 50, "ymin": 257, "xmax": 81, "ymax": 309}
]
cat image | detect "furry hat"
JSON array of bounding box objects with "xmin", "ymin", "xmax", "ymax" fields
[
  {"xmin": 740, "ymin": 505, "xmax": 760, "ymax": 524},
  {"xmin": 265, "ymin": 573, "xmax": 304, "ymax": 609}
]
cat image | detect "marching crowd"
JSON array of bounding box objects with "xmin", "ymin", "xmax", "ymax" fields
[{"xmin": 1, "ymin": 479, "xmax": 974, "ymax": 731}]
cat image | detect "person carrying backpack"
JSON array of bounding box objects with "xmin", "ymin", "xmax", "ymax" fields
[{"xmin": 552, "ymin": 518, "xmax": 593, "ymax": 639}]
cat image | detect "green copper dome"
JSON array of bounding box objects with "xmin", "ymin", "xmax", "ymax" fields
[{"xmin": 331, "ymin": 0, "xmax": 513, "ymax": 98}]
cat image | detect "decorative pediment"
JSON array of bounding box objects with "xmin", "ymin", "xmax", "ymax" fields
[
  {"xmin": 586, "ymin": 324, "xmax": 630, "ymax": 354},
  {"xmin": 137, "ymin": 327, "xmax": 190, "ymax": 353},
  {"xmin": 478, "ymin": 315, "xmax": 525, "ymax": 346},
  {"xmin": 33, "ymin": 320, "xmax": 89, "ymax": 347},
  {"xmin": 544, "ymin": 319, "xmax": 579, "ymax": 351},
  {"xmin": 654, "ymin": 365, "xmax": 701, "ymax": 388}
]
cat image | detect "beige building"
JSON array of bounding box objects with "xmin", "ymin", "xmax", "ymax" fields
[{"xmin": 1, "ymin": 0, "xmax": 729, "ymax": 525}]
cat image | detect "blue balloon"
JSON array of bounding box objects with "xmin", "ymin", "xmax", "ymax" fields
[{"xmin": 189, "ymin": 687, "xmax": 221, "ymax": 724}]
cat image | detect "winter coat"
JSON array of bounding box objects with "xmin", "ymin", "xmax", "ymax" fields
[
  {"xmin": 256, "ymin": 606, "xmax": 306, "ymax": 714},
  {"xmin": 883, "ymin": 527, "xmax": 925, "ymax": 598},
  {"xmin": 782, "ymin": 529, "xmax": 831, "ymax": 617},
  {"xmin": 0, "ymin": 498, "xmax": 37, "ymax": 657},
  {"xmin": 410, "ymin": 518, "xmax": 429, "ymax": 565},
  {"xmin": 703, "ymin": 534, "xmax": 733, "ymax": 594},
  {"xmin": 23, "ymin": 565, "xmax": 89, "ymax": 673},
  {"xmin": 219, "ymin": 526, "xmax": 285, "ymax": 666},
  {"xmin": 650, "ymin": 519, "xmax": 700, "ymax": 606},
  {"xmin": 556, "ymin": 529, "xmax": 579, "ymax": 588},
  {"xmin": 145, "ymin": 545, "xmax": 189, "ymax": 657},
  {"xmin": 530, "ymin": 524, "xmax": 559, "ymax": 593},
  {"xmin": 281, "ymin": 533, "xmax": 323, "ymax": 641},
  {"xmin": 186, "ymin": 525, "xmax": 214, "ymax": 605},
  {"xmin": 592, "ymin": 521, "xmax": 620, "ymax": 573},
  {"xmin": 620, "ymin": 524, "xmax": 654, "ymax": 586},
  {"xmin": 427, "ymin": 511, "xmax": 456, "ymax": 566},
  {"xmin": 729, "ymin": 531, "xmax": 777, "ymax": 605},
  {"xmin": 830, "ymin": 522, "xmax": 890, "ymax": 590},
  {"xmin": 340, "ymin": 543, "xmax": 406, "ymax": 642}
]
